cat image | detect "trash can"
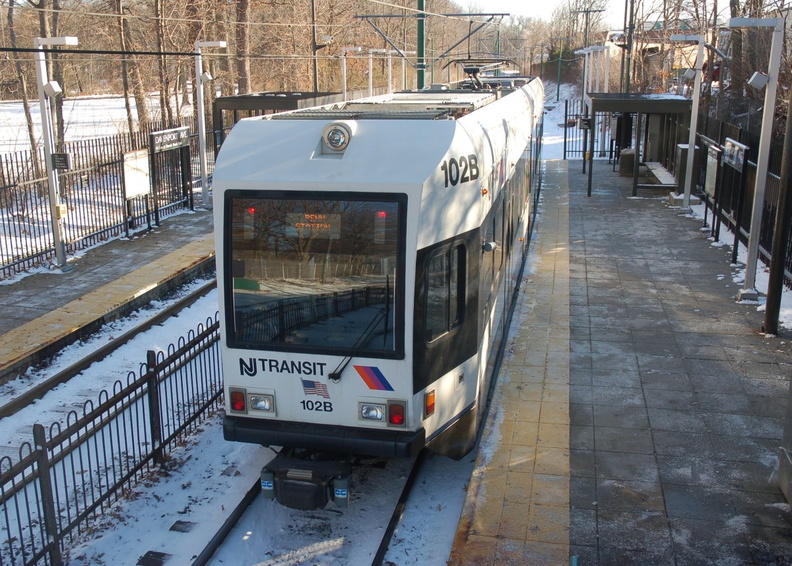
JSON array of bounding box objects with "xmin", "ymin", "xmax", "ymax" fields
[{"xmin": 619, "ymin": 148, "xmax": 635, "ymax": 177}]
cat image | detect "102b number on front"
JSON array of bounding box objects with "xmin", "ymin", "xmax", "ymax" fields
[
  {"xmin": 440, "ymin": 155, "xmax": 479, "ymax": 188},
  {"xmin": 300, "ymin": 399, "xmax": 333, "ymax": 412}
]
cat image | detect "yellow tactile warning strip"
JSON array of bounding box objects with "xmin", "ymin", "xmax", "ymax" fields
[
  {"xmin": 449, "ymin": 160, "xmax": 570, "ymax": 565},
  {"xmin": 0, "ymin": 235, "xmax": 215, "ymax": 374}
]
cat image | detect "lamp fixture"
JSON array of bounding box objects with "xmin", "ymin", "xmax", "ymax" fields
[
  {"xmin": 43, "ymin": 81, "xmax": 62, "ymax": 97},
  {"xmin": 747, "ymin": 71, "xmax": 769, "ymax": 90}
]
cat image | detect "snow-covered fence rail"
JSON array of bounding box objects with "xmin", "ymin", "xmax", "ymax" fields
[
  {"xmin": 0, "ymin": 118, "xmax": 210, "ymax": 280},
  {"xmin": 0, "ymin": 314, "xmax": 221, "ymax": 566}
]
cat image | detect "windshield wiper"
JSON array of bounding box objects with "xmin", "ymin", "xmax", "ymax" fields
[
  {"xmin": 329, "ymin": 275, "xmax": 391, "ymax": 382},
  {"xmin": 328, "ymin": 307, "xmax": 386, "ymax": 382}
]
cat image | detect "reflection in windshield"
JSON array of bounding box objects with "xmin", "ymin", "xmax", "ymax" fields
[{"xmin": 227, "ymin": 193, "xmax": 403, "ymax": 355}]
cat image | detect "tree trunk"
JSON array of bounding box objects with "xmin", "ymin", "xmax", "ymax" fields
[
  {"xmin": 7, "ymin": 0, "xmax": 40, "ymax": 174},
  {"xmin": 154, "ymin": 0, "xmax": 171, "ymax": 127},
  {"xmin": 116, "ymin": 0, "xmax": 136, "ymax": 135}
]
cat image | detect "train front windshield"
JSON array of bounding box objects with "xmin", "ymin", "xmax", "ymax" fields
[{"xmin": 225, "ymin": 191, "xmax": 406, "ymax": 358}]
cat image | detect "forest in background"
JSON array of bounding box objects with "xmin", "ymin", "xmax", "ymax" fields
[{"xmin": 0, "ymin": 0, "xmax": 789, "ymax": 151}]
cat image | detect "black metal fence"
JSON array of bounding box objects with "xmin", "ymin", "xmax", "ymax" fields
[
  {"xmin": 563, "ymin": 99, "xmax": 788, "ymax": 284},
  {"xmin": 0, "ymin": 314, "xmax": 221, "ymax": 566},
  {"xmin": 562, "ymin": 98, "xmax": 588, "ymax": 159},
  {"xmin": 651, "ymin": 112, "xmax": 787, "ymax": 280},
  {"xmin": 0, "ymin": 118, "xmax": 216, "ymax": 280}
]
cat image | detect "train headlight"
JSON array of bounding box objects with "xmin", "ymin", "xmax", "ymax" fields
[
  {"xmin": 360, "ymin": 403, "xmax": 385, "ymax": 421},
  {"xmin": 249, "ymin": 393, "xmax": 275, "ymax": 413},
  {"xmin": 326, "ymin": 126, "xmax": 349, "ymax": 149},
  {"xmin": 322, "ymin": 122, "xmax": 355, "ymax": 153}
]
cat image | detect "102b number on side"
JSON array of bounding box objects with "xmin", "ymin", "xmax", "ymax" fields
[{"xmin": 440, "ymin": 155, "xmax": 480, "ymax": 188}]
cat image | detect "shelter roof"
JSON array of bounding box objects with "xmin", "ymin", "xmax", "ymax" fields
[{"xmin": 588, "ymin": 92, "xmax": 692, "ymax": 114}]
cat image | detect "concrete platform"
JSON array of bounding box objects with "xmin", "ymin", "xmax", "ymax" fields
[
  {"xmin": 449, "ymin": 159, "xmax": 792, "ymax": 565},
  {"xmin": 0, "ymin": 210, "xmax": 215, "ymax": 382}
]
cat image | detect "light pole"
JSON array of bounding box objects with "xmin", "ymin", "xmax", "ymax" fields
[
  {"xmin": 401, "ymin": 50, "xmax": 416, "ymax": 90},
  {"xmin": 194, "ymin": 40, "xmax": 226, "ymax": 210},
  {"xmin": 369, "ymin": 49, "xmax": 397, "ymax": 93},
  {"xmin": 552, "ymin": 37, "xmax": 569, "ymax": 102},
  {"xmin": 728, "ymin": 18, "xmax": 784, "ymax": 299},
  {"xmin": 573, "ymin": 8, "xmax": 605, "ymax": 99},
  {"xmin": 35, "ymin": 35, "xmax": 78, "ymax": 271},
  {"xmin": 557, "ymin": 46, "xmax": 562, "ymax": 100},
  {"xmin": 340, "ymin": 46, "xmax": 362, "ymax": 100},
  {"xmin": 670, "ymin": 35, "xmax": 704, "ymax": 210},
  {"xmin": 386, "ymin": 49, "xmax": 395, "ymax": 93},
  {"xmin": 588, "ymin": 45, "xmax": 609, "ymax": 157},
  {"xmin": 369, "ymin": 49, "xmax": 387, "ymax": 95}
]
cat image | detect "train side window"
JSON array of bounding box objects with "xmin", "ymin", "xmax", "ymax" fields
[{"xmin": 425, "ymin": 245, "xmax": 466, "ymax": 342}]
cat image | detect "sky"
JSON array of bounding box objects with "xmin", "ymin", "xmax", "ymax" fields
[{"xmin": 468, "ymin": 0, "xmax": 626, "ymax": 29}]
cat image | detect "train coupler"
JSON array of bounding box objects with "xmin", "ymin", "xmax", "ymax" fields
[{"xmin": 261, "ymin": 451, "xmax": 352, "ymax": 510}]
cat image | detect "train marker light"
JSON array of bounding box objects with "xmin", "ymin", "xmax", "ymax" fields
[
  {"xmin": 360, "ymin": 403, "xmax": 385, "ymax": 421},
  {"xmin": 388, "ymin": 401, "xmax": 406, "ymax": 426},
  {"xmin": 229, "ymin": 388, "xmax": 247, "ymax": 413},
  {"xmin": 249, "ymin": 393, "xmax": 274, "ymax": 412},
  {"xmin": 425, "ymin": 390, "xmax": 436, "ymax": 417}
]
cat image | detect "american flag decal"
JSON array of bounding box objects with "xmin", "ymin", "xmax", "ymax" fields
[{"xmin": 301, "ymin": 379, "xmax": 331, "ymax": 399}]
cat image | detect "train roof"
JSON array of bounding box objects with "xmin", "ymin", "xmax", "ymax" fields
[
  {"xmin": 267, "ymin": 84, "xmax": 532, "ymax": 122},
  {"xmin": 213, "ymin": 78, "xmax": 543, "ymax": 191}
]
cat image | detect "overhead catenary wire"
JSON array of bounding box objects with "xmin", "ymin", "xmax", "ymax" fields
[{"xmin": 20, "ymin": 0, "xmax": 506, "ymax": 29}]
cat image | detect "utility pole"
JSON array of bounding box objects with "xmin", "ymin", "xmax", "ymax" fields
[
  {"xmin": 573, "ymin": 7, "xmax": 605, "ymax": 86},
  {"xmin": 417, "ymin": 0, "xmax": 426, "ymax": 88},
  {"xmin": 311, "ymin": 0, "xmax": 319, "ymax": 92},
  {"xmin": 625, "ymin": 0, "xmax": 635, "ymax": 94},
  {"xmin": 573, "ymin": 7, "xmax": 604, "ymax": 175}
]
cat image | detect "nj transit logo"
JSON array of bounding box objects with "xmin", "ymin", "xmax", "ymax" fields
[{"xmin": 353, "ymin": 365, "xmax": 394, "ymax": 391}]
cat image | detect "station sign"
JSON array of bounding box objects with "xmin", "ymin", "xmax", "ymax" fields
[
  {"xmin": 51, "ymin": 152, "xmax": 72, "ymax": 170},
  {"xmin": 151, "ymin": 127, "xmax": 189, "ymax": 153},
  {"xmin": 723, "ymin": 138, "xmax": 747, "ymax": 173}
]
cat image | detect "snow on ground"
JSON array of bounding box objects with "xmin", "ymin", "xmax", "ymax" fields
[
  {"xmin": 3, "ymin": 80, "xmax": 792, "ymax": 565},
  {"xmin": 0, "ymin": 94, "xmax": 174, "ymax": 153}
]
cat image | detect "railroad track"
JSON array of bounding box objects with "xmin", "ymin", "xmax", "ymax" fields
[
  {"xmin": 0, "ymin": 278, "xmax": 216, "ymax": 420},
  {"xmin": 190, "ymin": 287, "xmax": 517, "ymax": 565},
  {"xmin": 190, "ymin": 451, "xmax": 427, "ymax": 566}
]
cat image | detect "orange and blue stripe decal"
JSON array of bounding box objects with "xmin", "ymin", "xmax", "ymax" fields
[{"xmin": 353, "ymin": 365, "xmax": 394, "ymax": 391}]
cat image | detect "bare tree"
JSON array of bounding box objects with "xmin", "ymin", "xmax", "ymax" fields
[
  {"xmin": 114, "ymin": 0, "xmax": 150, "ymax": 133},
  {"xmin": 6, "ymin": 0, "xmax": 40, "ymax": 172}
]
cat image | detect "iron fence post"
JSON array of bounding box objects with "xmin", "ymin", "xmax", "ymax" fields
[
  {"xmin": 146, "ymin": 350, "xmax": 164, "ymax": 465},
  {"xmin": 33, "ymin": 423, "xmax": 63, "ymax": 566}
]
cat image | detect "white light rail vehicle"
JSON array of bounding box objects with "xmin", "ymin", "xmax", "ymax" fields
[{"xmin": 213, "ymin": 73, "xmax": 545, "ymax": 510}]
